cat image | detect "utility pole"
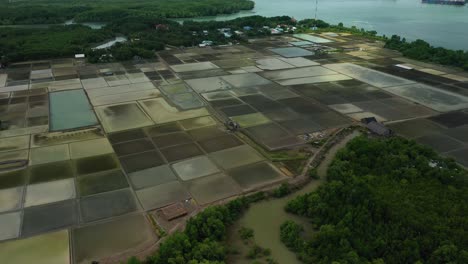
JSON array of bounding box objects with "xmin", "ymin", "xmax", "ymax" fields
[{"xmin": 313, "ymin": 0, "xmax": 318, "ymax": 30}]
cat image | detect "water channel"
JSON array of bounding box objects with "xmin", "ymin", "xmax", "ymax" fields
[{"xmin": 228, "ymin": 131, "xmax": 361, "ymax": 264}]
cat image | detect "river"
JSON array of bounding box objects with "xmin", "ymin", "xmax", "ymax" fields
[
  {"xmin": 92, "ymin": 36, "xmax": 128, "ymax": 50},
  {"xmin": 177, "ymin": 0, "xmax": 468, "ymax": 51},
  {"xmin": 227, "ymin": 131, "xmax": 361, "ymax": 264}
]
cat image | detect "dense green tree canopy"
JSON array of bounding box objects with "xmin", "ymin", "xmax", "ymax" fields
[
  {"xmin": 385, "ymin": 35, "xmax": 468, "ymax": 71},
  {"xmin": 0, "ymin": 0, "xmax": 254, "ymax": 25},
  {"xmin": 283, "ymin": 136, "xmax": 468, "ymax": 264}
]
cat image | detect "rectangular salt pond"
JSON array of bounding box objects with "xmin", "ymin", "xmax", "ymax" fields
[
  {"xmin": 0, "ymin": 211, "xmax": 21, "ymax": 241},
  {"xmin": 96, "ymin": 102, "xmax": 154, "ymax": 133},
  {"xmin": 29, "ymin": 144, "xmax": 70, "ymax": 165},
  {"xmin": 0, "ymin": 135, "xmax": 30, "ymax": 153},
  {"xmin": 29, "ymin": 160, "xmax": 74, "ymax": 184},
  {"xmin": 270, "ymin": 47, "xmax": 314, "ymax": 58},
  {"xmin": 186, "ymin": 77, "xmax": 233, "ymax": 93},
  {"xmin": 201, "ymin": 91, "xmax": 235, "ymax": 101},
  {"xmin": 87, "ymin": 82, "xmax": 156, "ymax": 98},
  {"xmin": 278, "ymin": 57, "xmax": 319, "ymax": 67},
  {"xmin": 168, "ymin": 92, "xmax": 205, "ymax": 110},
  {"xmin": 261, "ymin": 66, "xmax": 338, "ymax": 81},
  {"xmin": 139, "ymin": 98, "xmax": 209, "ymax": 124},
  {"xmin": 21, "ymin": 199, "xmax": 78, "ymax": 237},
  {"xmin": 0, "ymin": 229, "xmax": 70, "ymax": 264},
  {"xmin": 136, "ymin": 181, "xmax": 190, "ymax": 210},
  {"xmin": 0, "ymin": 74, "xmax": 6, "ymax": 87},
  {"xmin": 256, "ymin": 58, "xmax": 295, "ymax": 70},
  {"xmin": 49, "ymin": 89, "xmax": 98, "ymax": 131},
  {"xmin": 170, "ymin": 62, "xmax": 219, "ymax": 73},
  {"xmin": 179, "ymin": 116, "xmax": 216, "ymax": 130},
  {"xmin": 221, "ymin": 73, "xmax": 272, "ymax": 88},
  {"xmin": 277, "ymin": 74, "xmax": 352, "ymax": 86},
  {"xmin": 209, "ymin": 145, "xmax": 264, "ymax": 170},
  {"xmin": 185, "ymin": 173, "xmax": 241, "ymax": 205},
  {"xmin": 129, "ymin": 165, "xmax": 177, "ymax": 190},
  {"xmin": 77, "ymin": 170, "xmax": 128, "ymax": 196},
  {"xmin": 73, "ymin": 213, "xmax": 154, "ymax": 264},
  {"xmin": 385, "ymin": 83, "xmax": 468, "ymax": 112},
  {"xmin": 228, "ymin": 162, "xmax": 284, "ymax": 190},
  {"xmin": 24, "ymin": 178, "xmax": 76, "ymax": 207},
  {"xmin": 79, "ymin": 188, "xmax": 137, "ymax": 222},
  {"xmin": 90, "ymin": 90, "xmax": 161, "ymax": 107},
  {"xmin": 172, "ymin": 156, "xmax": 220, "ymax": 181},
  {"xmin": 69, "ymin": 138, "xmax": 113, "ymax": 159},
  {"xmin": 293, "ymin": 34, "xmax": 333, "ymax": 43},
  {"xmin": 324, "ymin": 63, "xmax": 414, "ymax": 88},
  {"xmin": 0, "ymin": 186, "xmax": 23, "ymax": 213},
  {"xmin": 231, "ymin": 113, "xmax": 271, "ymax": 128},
  {"xmin": 160, "ymin": 83, "xmax": 191, "ymax": 95},
  {"xmin": 289, "ymin": 41, "xmax": 314, "ymax": 46},
  {"xmin": 81, "ymin": 78, "xmax": 109, "ymax": 90}
]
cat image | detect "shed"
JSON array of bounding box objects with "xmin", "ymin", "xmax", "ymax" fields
[{"xmin": 366, "ymin": 121, "xmax": 393, "ymax": 136}]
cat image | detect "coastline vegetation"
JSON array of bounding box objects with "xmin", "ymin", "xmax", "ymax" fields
[
  {"xmin": 385, "ymin": 35, "xmax": 468, "ymax": 70},
  {"xmin": 2, "ymin": 8, "xmax": 468, "ymax": 72},
  {"xmin": 281, "ymin": 136, "xmax": 468, "ymax": 264},
  {"xmin": 0, "ymin": 0, "xmax": 255, "ymax": 25}
]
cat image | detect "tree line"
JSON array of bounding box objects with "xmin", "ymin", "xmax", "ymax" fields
[
  {"xmin": 0, "ymin": 0, "xmax": 255, "ymax": 25},
  {"xmin": 281, "ymin": 136, "xmax": 468, "ymax": 264},
  {"xmin": 385, "ymin": 35, "xmax": 468, "ymax": 71},
  {"xmin": 126, "ymin": 193, "xmax": 265, "ymax": 264}
]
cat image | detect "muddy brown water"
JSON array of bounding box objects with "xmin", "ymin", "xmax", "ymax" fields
[{"xmin": 227, "ymin": 131, "xmax": 360, "ymax": 264}]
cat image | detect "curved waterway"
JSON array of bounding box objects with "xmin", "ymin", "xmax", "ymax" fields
[
  {"xmin": 227, "ymin": 131, "xmax": 361, "ymax": 264},
  {"xmin": 176, "ymin": 0, "xmax": 468, "ymax": 51}
]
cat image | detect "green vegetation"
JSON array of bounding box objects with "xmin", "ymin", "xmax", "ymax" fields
[
  {"xmin": 280, "ymin": 220, "xmax": 304, "ymax": 250},
  {"xmin": 238, "ymin": 227, "xmax": 254, "ymax": 242},
  {"xmin": 385, "ymin": 35, "xmax": 468, "ymax": 70},
  {"xmin": 0, "ymin": 25, "xmax": 114, "ymax": 62},
  {"xmin": 126, "ymin": 192, "xmax": 265, "ymax": 264},
  {"xmin": 0, "ymin": 15, "xmax": 295, "ymax": 64},
  {"xmin": 282, "ymin": 136, "xmax": 468, "ymax": 264},
  {"xmin": 0, "ymin": 0, "xmax": 254, "ymax": 25},
  {"xmin": 272, "ymin": 183, "xmax": 291, "ymax": 198},
  {"xmin": 237, "ymin": 226, "xmax": 274, "ymax": 262},
  {"xmin": 297, "ymin": 20, "xmax": 381, "ymax": 40}
]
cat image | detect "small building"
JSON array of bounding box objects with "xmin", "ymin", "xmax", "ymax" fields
[
  {"xmin": 271, "ymin": 29, "xmax": 281, "ymax": 35},
  {"xmin": 75, "ymin": 54, "xmax": 85, "ymax": 59},
  {"xmin": 219, "ymin": 28, "xmax": 231, "ymax": 33},
  {"xmin": 361, "ymin": 117, "xmax": 393, "ymax": 136},
  {"xmin": 243, "ymin": 26, "xmax": 253, "ymax": 31},
  {"xmin": 367, "ymin": 121, "xmax": 393, "ymax": 136},
  {"xmin": 199, "ymin": 40, "xmax": 214, "ymax": 47}
]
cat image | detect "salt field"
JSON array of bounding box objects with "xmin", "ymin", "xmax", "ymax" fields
[{"xmin": 1, "ymin": 31, "xmax": 468, "ymax": 263}]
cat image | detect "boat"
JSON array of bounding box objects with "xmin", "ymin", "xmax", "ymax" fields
[{"xmin": 422, "ymin": 0, "xmax": 466, "ymax": 5}]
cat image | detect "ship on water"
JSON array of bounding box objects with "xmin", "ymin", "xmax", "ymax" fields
[{"xmin": 422, "ymin": 0, "xmax": 466, "ymax": 5}]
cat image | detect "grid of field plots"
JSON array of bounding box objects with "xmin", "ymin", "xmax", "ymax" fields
[{"xmin": 1, "ymin": 32, "xmax": 468, "ymax": 263}]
